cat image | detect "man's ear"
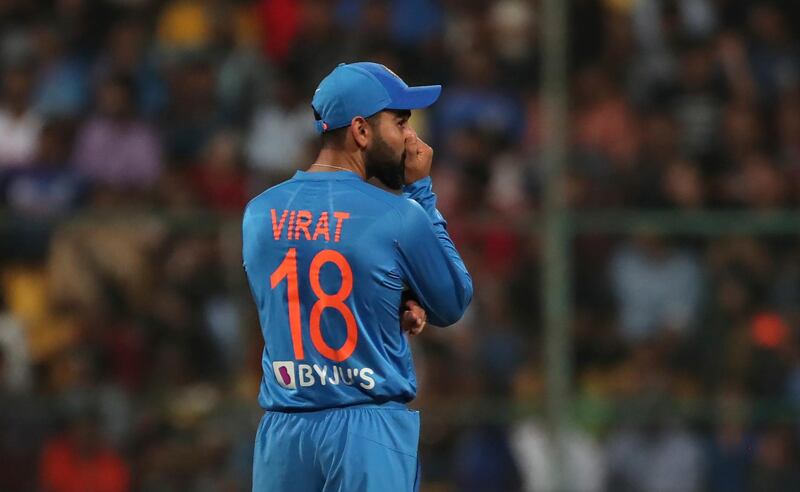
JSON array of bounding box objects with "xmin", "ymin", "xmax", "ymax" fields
[{"xmin": 350, "ymin": 116, "xmax": 371, "ymax": 149}]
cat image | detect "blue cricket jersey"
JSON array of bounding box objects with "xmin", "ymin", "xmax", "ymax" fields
[{"xmin": 242, "ymin": 170, "xmax": 472, "ymax": 411}]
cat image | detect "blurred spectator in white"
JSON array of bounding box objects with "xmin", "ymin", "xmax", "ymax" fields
[
  {"xmin": 611, "ymin": 234, "xmax": 703, "ymax": 342},
  {"xmin": 488, "ymin": 0, "xmax": 536, "ymax": 81},
  {"xmin": 0, "ymin": 61, "xmax": 42, "ymax": 168},
  {"xmin": 1, "ymin": 119, "xmax": 88, "ymax": 218},
  {"xmin": 510, "ymin": 420, "xmax": 607, "ymax": 492},
  {"xmin": 486, "ymin": 151, "xmax": 531, "ymax": 217},
  {"xmin": 628, "ymin": 0, "xmax": 678, "ymax": 102},
  {"xmin": 246, "ymin": 70, "xmax": 315, "ymax": 181},
  {"xmin": 72, "ymin": 73, "xmax": 162, "ymax": 191}
]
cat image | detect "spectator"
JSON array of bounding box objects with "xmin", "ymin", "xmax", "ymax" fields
[
  {"xmin": 0, "ymin": 289, "xmax": 31, "ymax": 392},
  {"xmin": 161, "ymin": 56, "xmax": 222, "ymax": 166},
  {"xmin": 93, "ymin": 19, "xmax": 167, "ymax": 118},
  {"xmin": 606, "ymin": 397, "xmax": 705, "ymax": 492},
  {"xmin": 245, "ymin": 70, "xmax": 315, "ymax": 181},
  {"xmin": 434, "ymin": 50, "xmax": 525, "ymax": 146},
  {"xmin": 156, "ymin": 0, "xmax": 213, "ymax": 55},
  {"xmin": 451, "ymin": 424, "xmax": 522, "ymax": 492},
  {"xmin": 30, "ymin": 23, "xmax": 89, "ymax": 117},
  {"xmin": 611, "ymin": 234, "xmax": 704, "ymax": 342},
  {"xmin": 283, "ymin": 0, "xmax": 351, "ymax": 93},
  {"xmin": 2, "ymin": 119, "xmax": 88, "ymax": 218},
  {"xmin": 510, "ymin": 419, "xmax": 607, "ymax": 492},
  {"xmin": 39, "ymin": 408, "xmax": 130, "ymax": 492},
  {"xmin": 0, "ymin": 61, "xmax": 42, "ymax": 168},
  {"xmin": 72, "ymin": 74, "xmax": 162, "ymax": 191},
  {"xmin": 706, "ymin": 387, "xmax": 754, "ymax": 492},
  {"xmin": 0, "ymin": 344, "xmax": 50, "ymax": 492},
  {"xmin": 189, "ymin": 130, "xmax": 248, "ymax": 213},
  {"xmin": 748, "ymin": 426, "xmax": 800, "ymax": 492}
]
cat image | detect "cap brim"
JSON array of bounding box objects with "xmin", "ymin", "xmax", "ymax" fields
[{"xmin": 387, "ymin": 85, "xmax": 442, "ymax": 110}]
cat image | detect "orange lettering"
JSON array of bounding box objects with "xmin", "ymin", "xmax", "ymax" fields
[
  {"xmin": 288, "ymin": 210, "xmax": 297, "ymax": 239},
  {"xmin": 333, "ymin": 212, "xmax": 350, "ymax": 242},
  {"xmin": 312, "ymin": 212, "xmax": 330, "ymax": 241},
  {"xmin": 271, "ymin": 209, "xmax": 288, "ymax": 240},
  {"xmin": 294, "ymin": 211, "xmax": 313, "ymax": 240}
]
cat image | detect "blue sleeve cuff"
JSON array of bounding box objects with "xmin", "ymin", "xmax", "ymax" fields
[{"xmin": 402, "ymin": 177, "xmax": 433, "ymax": 199}]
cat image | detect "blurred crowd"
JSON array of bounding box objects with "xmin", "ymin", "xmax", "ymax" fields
[{"xmin": 1, "ymin": 0, "xmax": 800, "ymax": 491}]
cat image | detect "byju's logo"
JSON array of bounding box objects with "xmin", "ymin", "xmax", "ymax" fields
[
  {"xmin": 271, "ymin": 361, "xmax": 377, "ymax": 391},
  {"xmin": 273, "ymin": 361, "xmax": 296, "ymax": 389}
]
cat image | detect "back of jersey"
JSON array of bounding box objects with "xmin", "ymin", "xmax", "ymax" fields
[{"xmin": 243, "ymin": 170, "xmax": 418, "ymax": 411}]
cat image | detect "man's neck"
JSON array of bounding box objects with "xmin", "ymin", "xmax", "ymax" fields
[{"xmin": 310, "ymin": 149, "xmax": 366, "ymax": 179}]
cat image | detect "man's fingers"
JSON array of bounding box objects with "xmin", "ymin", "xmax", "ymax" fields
[
  {"xmin": 401, "ymin": 300, "xmax": 427, "ymax": 336},
  {"xmin": 403, "ymin": 132, "xmax": 433, "ymax": 185},
  {"xmin": 404, "ymin": 134, "xmax": 419, "ymax": 157},
  {"xmin": 402, "ymin": 309, "xmax": 424, "ymax": 326},
  {"xmin": 419, "ymin": 140, "xmax": 433, "ymax": 159}
]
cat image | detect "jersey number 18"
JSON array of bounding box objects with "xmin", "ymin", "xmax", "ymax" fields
[{"xmin": 270, "ymin": 248, "xmax": 358, "ymax": 362}]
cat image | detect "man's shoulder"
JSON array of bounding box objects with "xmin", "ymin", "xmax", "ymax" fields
[
  {"xmin": 342, "ymin": 179, "xmax": 420, "ymax": 213},
  {"xmin": 244, "ymin": 179, "xmax": 297, "ymax": 215}
]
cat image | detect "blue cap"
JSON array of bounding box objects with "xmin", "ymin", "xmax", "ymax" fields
[{"xmin": 311, "ymin": 62, "xmax": 441, "ymax": 134}]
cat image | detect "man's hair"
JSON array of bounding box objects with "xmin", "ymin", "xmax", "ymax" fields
[{"xmin": 318, "ymin": 112, "xmax": 382, "ymax": 149}]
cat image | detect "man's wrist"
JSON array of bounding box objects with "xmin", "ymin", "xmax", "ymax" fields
[{"xmin": 403, "ymin": 176, "xmax": 432, "ymax": 195}]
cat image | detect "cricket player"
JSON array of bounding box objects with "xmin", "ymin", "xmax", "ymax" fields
[{"xmin": 243, "ymin": 62, "xmax": 473, "ymax": 491}]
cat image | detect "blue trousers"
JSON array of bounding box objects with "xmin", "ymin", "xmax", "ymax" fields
[{"xmin": 252, "ymin": 403, "xmax": 421, "ymax": 491}]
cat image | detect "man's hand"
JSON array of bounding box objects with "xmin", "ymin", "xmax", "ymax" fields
[
  {"xmin": 401, "ymin": 299, "xmax": 427, "ymax": 336},
  {"xmin": 403, "ymin": 129, "xmax": 433, "ymax": 185}
]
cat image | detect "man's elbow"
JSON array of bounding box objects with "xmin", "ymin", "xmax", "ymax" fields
[{"xmin": 434, "ymin": 281, "xmax": 473, "ymax": 326}]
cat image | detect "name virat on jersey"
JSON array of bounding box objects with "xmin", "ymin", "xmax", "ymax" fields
[{"xmin": 271, "ymin": 209, "xmax": 351, "ymax": 242}]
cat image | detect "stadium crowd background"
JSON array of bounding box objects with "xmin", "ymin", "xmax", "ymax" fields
[{"xmin": 1, "ymin": 0, "xmax": 800, "ymax": 490}]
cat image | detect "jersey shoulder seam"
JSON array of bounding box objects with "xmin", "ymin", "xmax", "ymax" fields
[
  {"xmin": 341, "ymin": 180, "xmax": 413, "ymax": 223},
  {"xmin": 244, "ymin": 180, "xmax": 297, "ymax": 214}
]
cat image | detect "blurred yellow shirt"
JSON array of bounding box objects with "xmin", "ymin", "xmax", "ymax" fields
[{"xmin": 157, "ymin": 0, "xmax": 211, "ymax": 48}]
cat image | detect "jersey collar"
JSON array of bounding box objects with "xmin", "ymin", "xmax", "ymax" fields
[{"xmin": 292, "ymin": 170, "xmax": 364, "ymax": 181}]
